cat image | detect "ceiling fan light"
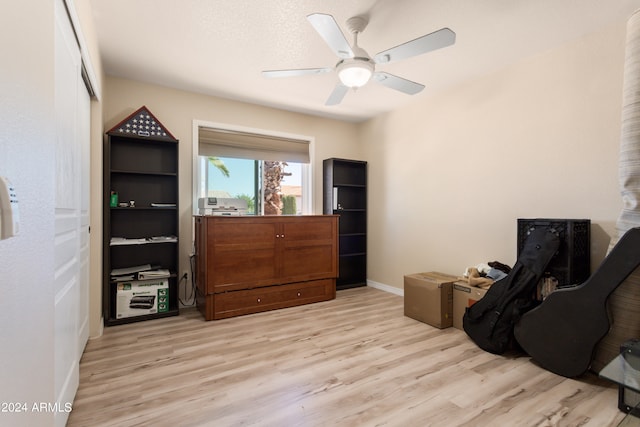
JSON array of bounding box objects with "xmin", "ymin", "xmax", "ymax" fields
[{"xmin": 337, "ymin": 60, "xmax": 373, "ymax": 88}]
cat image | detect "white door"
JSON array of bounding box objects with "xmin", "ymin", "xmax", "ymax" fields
[{"xmin": 54, "ymin": 1, "xmax": 90, "ymax": 425}]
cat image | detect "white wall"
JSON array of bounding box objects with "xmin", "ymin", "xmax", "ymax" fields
[
  {"xmin": 0, "ymin": 1, "xmax": 104, "ymax": 424},
  {"xmin": 101, "ymin": 77, "xmax": 363, "ymax": 309},
  {"xmin": 0, "ymin": 2, "xmax": 628, "ymax": 423},
  {"xmin": 0, "ymin": 2, "xmax": 57, "ymax": 426},
  {"xmin": 362, "ymin": 22, "xmax": 626, "ymax": 290},
  {"xmin": 101, "ymin": 19, "xmax": 629, "ymax": 304}
]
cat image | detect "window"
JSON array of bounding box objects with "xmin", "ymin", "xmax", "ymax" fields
[{"xmin": 193, "ymin": 121, "xmax": 312, "ymax": 215}]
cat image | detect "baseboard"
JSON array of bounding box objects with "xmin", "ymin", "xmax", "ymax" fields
[
  {"xmin": 367, "ymin": 279, "xmax": 404, "ymax": 296},
  {"xmin": 90, "ymin": 317, "xmax": 104, "ymax": 339}
]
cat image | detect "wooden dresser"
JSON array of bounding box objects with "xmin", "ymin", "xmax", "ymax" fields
[{"xmin": 194, "ymin": 215, "xmax": 338, "ymax": 320}]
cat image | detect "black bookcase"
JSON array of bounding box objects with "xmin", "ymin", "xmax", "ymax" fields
[
  {"xmin": 323, "ymin": 158, "xmax": 367, "ymax": 289},
  {"xmin": 102, "ymin": 106, "xmax": 180, "ymax": 326}
]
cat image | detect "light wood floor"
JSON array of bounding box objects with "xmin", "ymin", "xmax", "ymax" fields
[{"xmin": 68, "ymin": 286, "xmax": 626, "ymax": 427}]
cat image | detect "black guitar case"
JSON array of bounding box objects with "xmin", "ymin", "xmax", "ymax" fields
[
  {"xmin": 514, "ymin": 227, "xmax": 640, "ymax": 377},
  {"xmin": 463, "ymin": 227, "xmax": 560, "ymax": 354}
]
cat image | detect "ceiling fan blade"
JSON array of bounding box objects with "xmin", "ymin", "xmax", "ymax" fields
[
  {"xmin": 325, "ymin": 83, "xmax": 349, "ymax": 106},
  {"xmin": 307, "ymin": 13, "xmax": 354, "ymax": 59},
  {"xmin": 373, "ymin": 72, "xmax": 424, "ymax": 95},
  {"xmin": 262, "ymin": 68, "xmax": 333, "ymax": 78},
  {"xmin": 374, "ymin": 28, "xmax": 455, "ymax": 64}
]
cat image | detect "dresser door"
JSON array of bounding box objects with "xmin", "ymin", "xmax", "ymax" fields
[
  {"xmin": 279, "ymin": 216, "xmax": 338, "ymax": 282},
  {"xmin": 207, "ymin": 217, "xmax": 278, "ymax": 292}
]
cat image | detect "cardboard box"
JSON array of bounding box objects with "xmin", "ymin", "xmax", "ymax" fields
[
  {"xmin": 453, "ymin": 280, "xmax": 489, "ymax": 330},
  {"xmin": 116, "ymin": 279, "xmax": 169, "ymax": 319},
  {"xmin": 404, "ymin": 272, "xmax": 457, "ymax": 328}
]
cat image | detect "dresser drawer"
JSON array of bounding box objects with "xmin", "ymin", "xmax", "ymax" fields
[{"xmin": 212, "ymin": 279, "xmax": 335, "ymax": 320}]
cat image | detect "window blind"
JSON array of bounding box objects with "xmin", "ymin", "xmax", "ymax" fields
[{"xmin": 198, "ymin": 126, "xmax": 310, "ymax": 163}]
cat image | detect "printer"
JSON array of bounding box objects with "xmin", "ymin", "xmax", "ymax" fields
[{"xmin": 198, "ymin": 197, "xmax": 248, "ymax": 216}]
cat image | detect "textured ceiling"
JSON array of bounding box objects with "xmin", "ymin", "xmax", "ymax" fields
[{"xmin": 90, "ymin": 0, "xmax": 640, "ymax": 122}]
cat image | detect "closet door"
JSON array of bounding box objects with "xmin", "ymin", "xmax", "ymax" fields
[
  {"xmin": 78, "ymin": 65, "xmax": 90, "ymax": 356},
  {"xmin": 54, "ymin": 1, "xmax": 90, "ymax": 425}
]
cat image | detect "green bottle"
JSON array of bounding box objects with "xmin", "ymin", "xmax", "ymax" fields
[{"xmin": 110, "ymin": 191, "xmax": 118, "ymax": 207}]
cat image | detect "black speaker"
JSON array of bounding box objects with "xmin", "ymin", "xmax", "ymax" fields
[{"xmin": 517, "ymin": 218, "xmax": 590, "ymax": 288}]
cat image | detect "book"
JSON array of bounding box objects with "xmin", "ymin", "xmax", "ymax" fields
[
  {"xmin": 111, "ymin": 264, "xmax": 153, "ymax": 277},
  {"xmin": 110, "ymin": 236, "xmax": 177, "ymax": 245},
  {"xmin": 138, "ymin": 269, "xmax": 171, "ymax": 280}
]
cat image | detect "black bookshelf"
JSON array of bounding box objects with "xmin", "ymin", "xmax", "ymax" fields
[
  {"xmin": 102, "ymin": 106, "xmax": 180, "ymax": 325},
  {"xmin": 323, "ymin": 158, "xmax": 367, "ymax": 289}
]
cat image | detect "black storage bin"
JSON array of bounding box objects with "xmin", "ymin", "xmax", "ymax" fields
[{"xmin": 517, "ymin": 218, "xmax": 590, "ymax": 288}]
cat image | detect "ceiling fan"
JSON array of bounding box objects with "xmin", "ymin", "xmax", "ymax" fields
[{"xmin": 262, "ymin": 13, "xmax": 456, "ymax": 106}]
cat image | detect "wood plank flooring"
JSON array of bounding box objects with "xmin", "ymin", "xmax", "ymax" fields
[{"xmin": 68, "ymin": 287, "xmax": 626, "ymax": 427}]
